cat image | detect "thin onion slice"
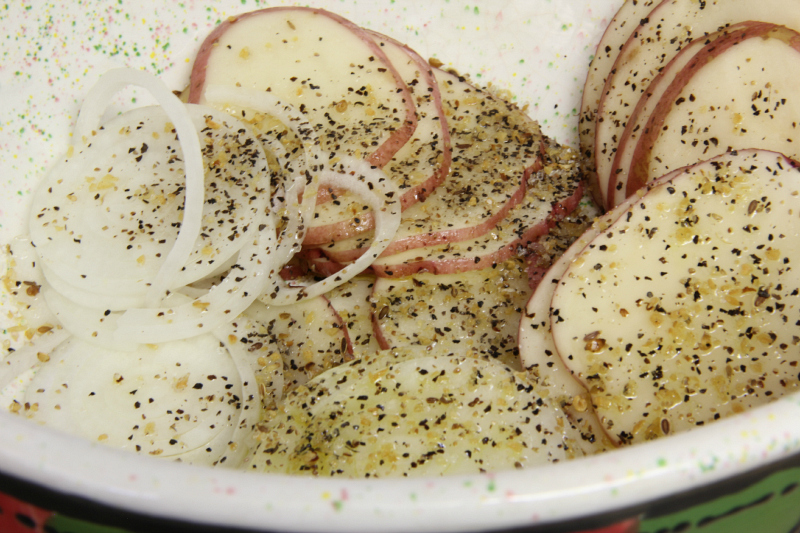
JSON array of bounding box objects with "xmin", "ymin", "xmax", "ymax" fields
[
  {"xmin": 31, "ymin": 103, "xmax": 272, "ymax": 311},
  {"xmin": 41, "ymin": 283, "xmax": 139, "ymax": 352},
  {"xmin": 260, "ymin": 157, "xmax": 401, "ymax": 305},
  {"xmin": 112, "ymin": 218, "xmax": 277, "ymax": 345},
  {"xmin": 202, "ymin": 85, "xmax": 402, "ymax": 304},
  {"xmin": 73, "ymin": 68, "xmax": 206, "ymax": 308},
  {"xmin": 0, "ymin": 328, "xmax": 70, "ymax": 392},
  {"xmin": 211, "ymin": 315, "xmax": 278, "ymax": 466},
  {"xmin": 203, "ymin": 85, "xmax": 325, "ymax": 244}
]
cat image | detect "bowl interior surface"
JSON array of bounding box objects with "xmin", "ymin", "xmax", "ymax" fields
[{"xmin": 2, "ymin": 1, "xmax": 800, "ymax": 531}]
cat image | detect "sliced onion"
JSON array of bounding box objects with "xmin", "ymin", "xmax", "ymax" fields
[
  {"xmin": 0, "ymin": 328, "xmax": 70, "ymax": 391},
  {"xmin": 211, "ymin": 315, "xmax": 278, "ymax": 467},
  {"xmin": 263, "ymin": 155, "xmax": 401, "ymax": 305},
  {"xmin": 41, "ymin": 283, "xmax": 139, "ymax": 352},
  {"xmin": 201, "ymin": 86, "xmax": 401, "ymax": 304},
  {"xmin": 73, "ymin": 68, "xmax": 206, "ymax": 308},
  {"xmin": 202, "ymin": 85, "xmax": 325, "ymax": 260},
  {"xmin": 20, "ymin": 334, "xmax": 247, "ymax": 466},
  {"xmin": 112, "ymin": 217, "xmax": 277, "ymax": 345},
  {"xmin": 32, "ymin": 104, "xmax": 272, "ymax": 312}
]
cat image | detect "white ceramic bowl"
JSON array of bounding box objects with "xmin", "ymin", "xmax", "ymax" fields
[{"xmin": 2, "ymin": 2, "xmax": 800, "ymax": 532}]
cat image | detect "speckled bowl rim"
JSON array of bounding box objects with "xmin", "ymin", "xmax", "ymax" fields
[{"xmin": 1, "ymin": 390, "xmax": 799, "ymax": 533}]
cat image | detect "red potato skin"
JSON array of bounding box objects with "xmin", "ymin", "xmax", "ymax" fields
[
  {"xmin": 612, "ymin": 22, "xmax": 780, "ymax": 205},
  {"xmin": 293, "ymin": 247, "xmax": 349, "ymax": 278},
  {"xmin": 188, "ymin": 6, "xmax": 417, "ymax": 170},
  {"xmin": 606, "ymin": 21, "xmax": 754, "ymax": 206},
  {"xmin": 369, "ymin": 184, "xmax": 584, "ymax": 350},
  {"xmin": 371, "ymin": 180, "xmax": 585, "ymax": 278},
  {"xmin": 304, "ymin": 210, "xmax": 376, "ymax": 246},
  {"xmin": 302, "ymin": 31, "xmax": 452, "ymax": 245},
  {"xmin": 299, "ymin": 179, "xmax": 585, "ymax": 281},
  {"xmin": 317, "ymin": 147, "xmax": 540, "ymax": 262},
  {"xmin": 315, "ymin": 105, "xmax": 547, "ymax": 259},
  {"xmin": 525, "ymin": 259, "xmax": 549, "ymax": 292},
  {"xmin": 578, "ymin": 1, "xmax": 654, "ymax": 207},
  {"xmin": 324, "ymin": 294, "xmax": 356, "ymax": 360},
  {"xmin": 364, "ymin": 29, "xmax": 453, "ymax": 210},
  {"xmin": 371, "ymin": 303, "xmax": 391, "ymax": 350}
]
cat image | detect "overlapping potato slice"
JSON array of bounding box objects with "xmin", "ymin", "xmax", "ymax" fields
[
  {"xmin": 372, "ymin": 257, "xmax": 531, "ymax": 369},
  {"xmin": 550, "ymin": 150, "xmax": 800, "ymax": 445}
]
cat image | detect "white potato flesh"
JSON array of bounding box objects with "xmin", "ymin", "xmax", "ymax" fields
[
  {"xmin": 601, "ymin": 22, "xmax": 758, "ymax": 208},
  {"xmin": 302, "ymin": 30, "xmax": 451, "ymax": 243},
  {"xmin": 245, "ymin": 296, "xmax": 349, "ymax": 393},
  {"xmin": 519, "ymin": 196, "xmax": 645, "ymax": 453},
  {"xmin": 189, "ymin": 7, "xmax": 415, "ymax": 170},
  {"xmin": 247, "ymin": 349, "xmax": 581, "ymax": 477},
  {"xmin": 618, "ymin": 24, "xmax": 800, "ymax": 207},
  {"xmin": 372, "ymin": 257, "xmax": 532, "ymax": 369},
  {"xmin": 21, "ymin": 335, "xmax": 247, "ymax": 466},
  {"xmin": 370, "ymin": 140, "xmax": 584, "ymax": 278},
  {"xmin": 551, "ymin": 150, "xmax": 800, "ymax": 446},
  {"xmin": 318, "ymin": 68, "xmax": 541, "ymax": 258}
]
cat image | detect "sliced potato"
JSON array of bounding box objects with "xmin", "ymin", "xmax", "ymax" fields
[
  {"xmin": 610, "ymin": 23, "xmax": 800, "ymax": 208},
  {"xmin": 594, "ymin": 0, "xmax": 800, "ymax": 209},
  {"xmin": 326, "ymin": 276, "xmax": 382, "ymax": 358},
  {"xmin": 246, "ymin": 295, "xmax": 349, "ymax": 393},
  {"xmin": 519, "ymin": 196, "xmax": 645, "ymax": 454},
  {"xmin": 372, "ymin": 257, "xmax": 532, "ymax": 369},
  {"xmin": 551, "ymin": 150, "xmax": 800, "ymax": 445},
  {"xmin": 579, "ymin": 0, "xmax": 659, "ymax": 203},
  {"xmin": 247, "ymin": 349, "xmax": 583, "ymax": 477}
]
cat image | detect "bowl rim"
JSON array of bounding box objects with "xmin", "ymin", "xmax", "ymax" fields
[
  {"xmin": 3, "ymin": 450, "xmax": 799, "ymax": 533},
  {"xmin": 1, "ymin": 390, "xmax": 799, "ymax": 533}
]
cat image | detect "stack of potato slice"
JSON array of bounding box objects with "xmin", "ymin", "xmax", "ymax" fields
[{"xmin": 519, "ymin": 0, "xmax": 800, "ymax": 447}]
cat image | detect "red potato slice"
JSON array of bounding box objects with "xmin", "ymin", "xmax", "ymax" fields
[
  {"xmin": 189, "ymin": 7, "xmax": 415, "ymax": 168},
  {"xmin": 579, "ymin": 0, "xmax": 660, "ymax": 203},
  {"xmin": 314, "ymin": 68, "xmax": 543, "ymax": 260},
  {"xmin": 524, "ymin": 198, "xmax": 603, "ymax": 291},
  {"xmin": 325, "ymin": 275, "xmax": 382, "ymax": 358},
  {"xmin": 247, "ymin": 349, "xmax": 586, "ymax": 477},
  {"xmin": 550, "ymin": 150, "xmax": 800, "ymax": 446},
  {"xmin": 603, "ymin": 22, "xmax": 764, "ymax": 208},
  {"xmin": 518, "ymin": 179, "xmax": 667, "ymax": 453},
  {"xmin": 369, "ymin": 141, "xmax": 584, "ymax": 278},
  {"xmin": 371, "ymin": 256, "xmax": 532, "ymax": 370},
  {"xmin": 618, "ymin": 24, "xmax": 800, "ymax": 207},
  {"xmin": 188, "ymin": 7, "xmax": 418, "ymax": 247},
  {"xmin": 301, "ymin": 30, "xmax": 453, "ymax": 245},
  {"xmin": 593, "ymin": 0, "xmax": 800, "ymax": 210}
]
